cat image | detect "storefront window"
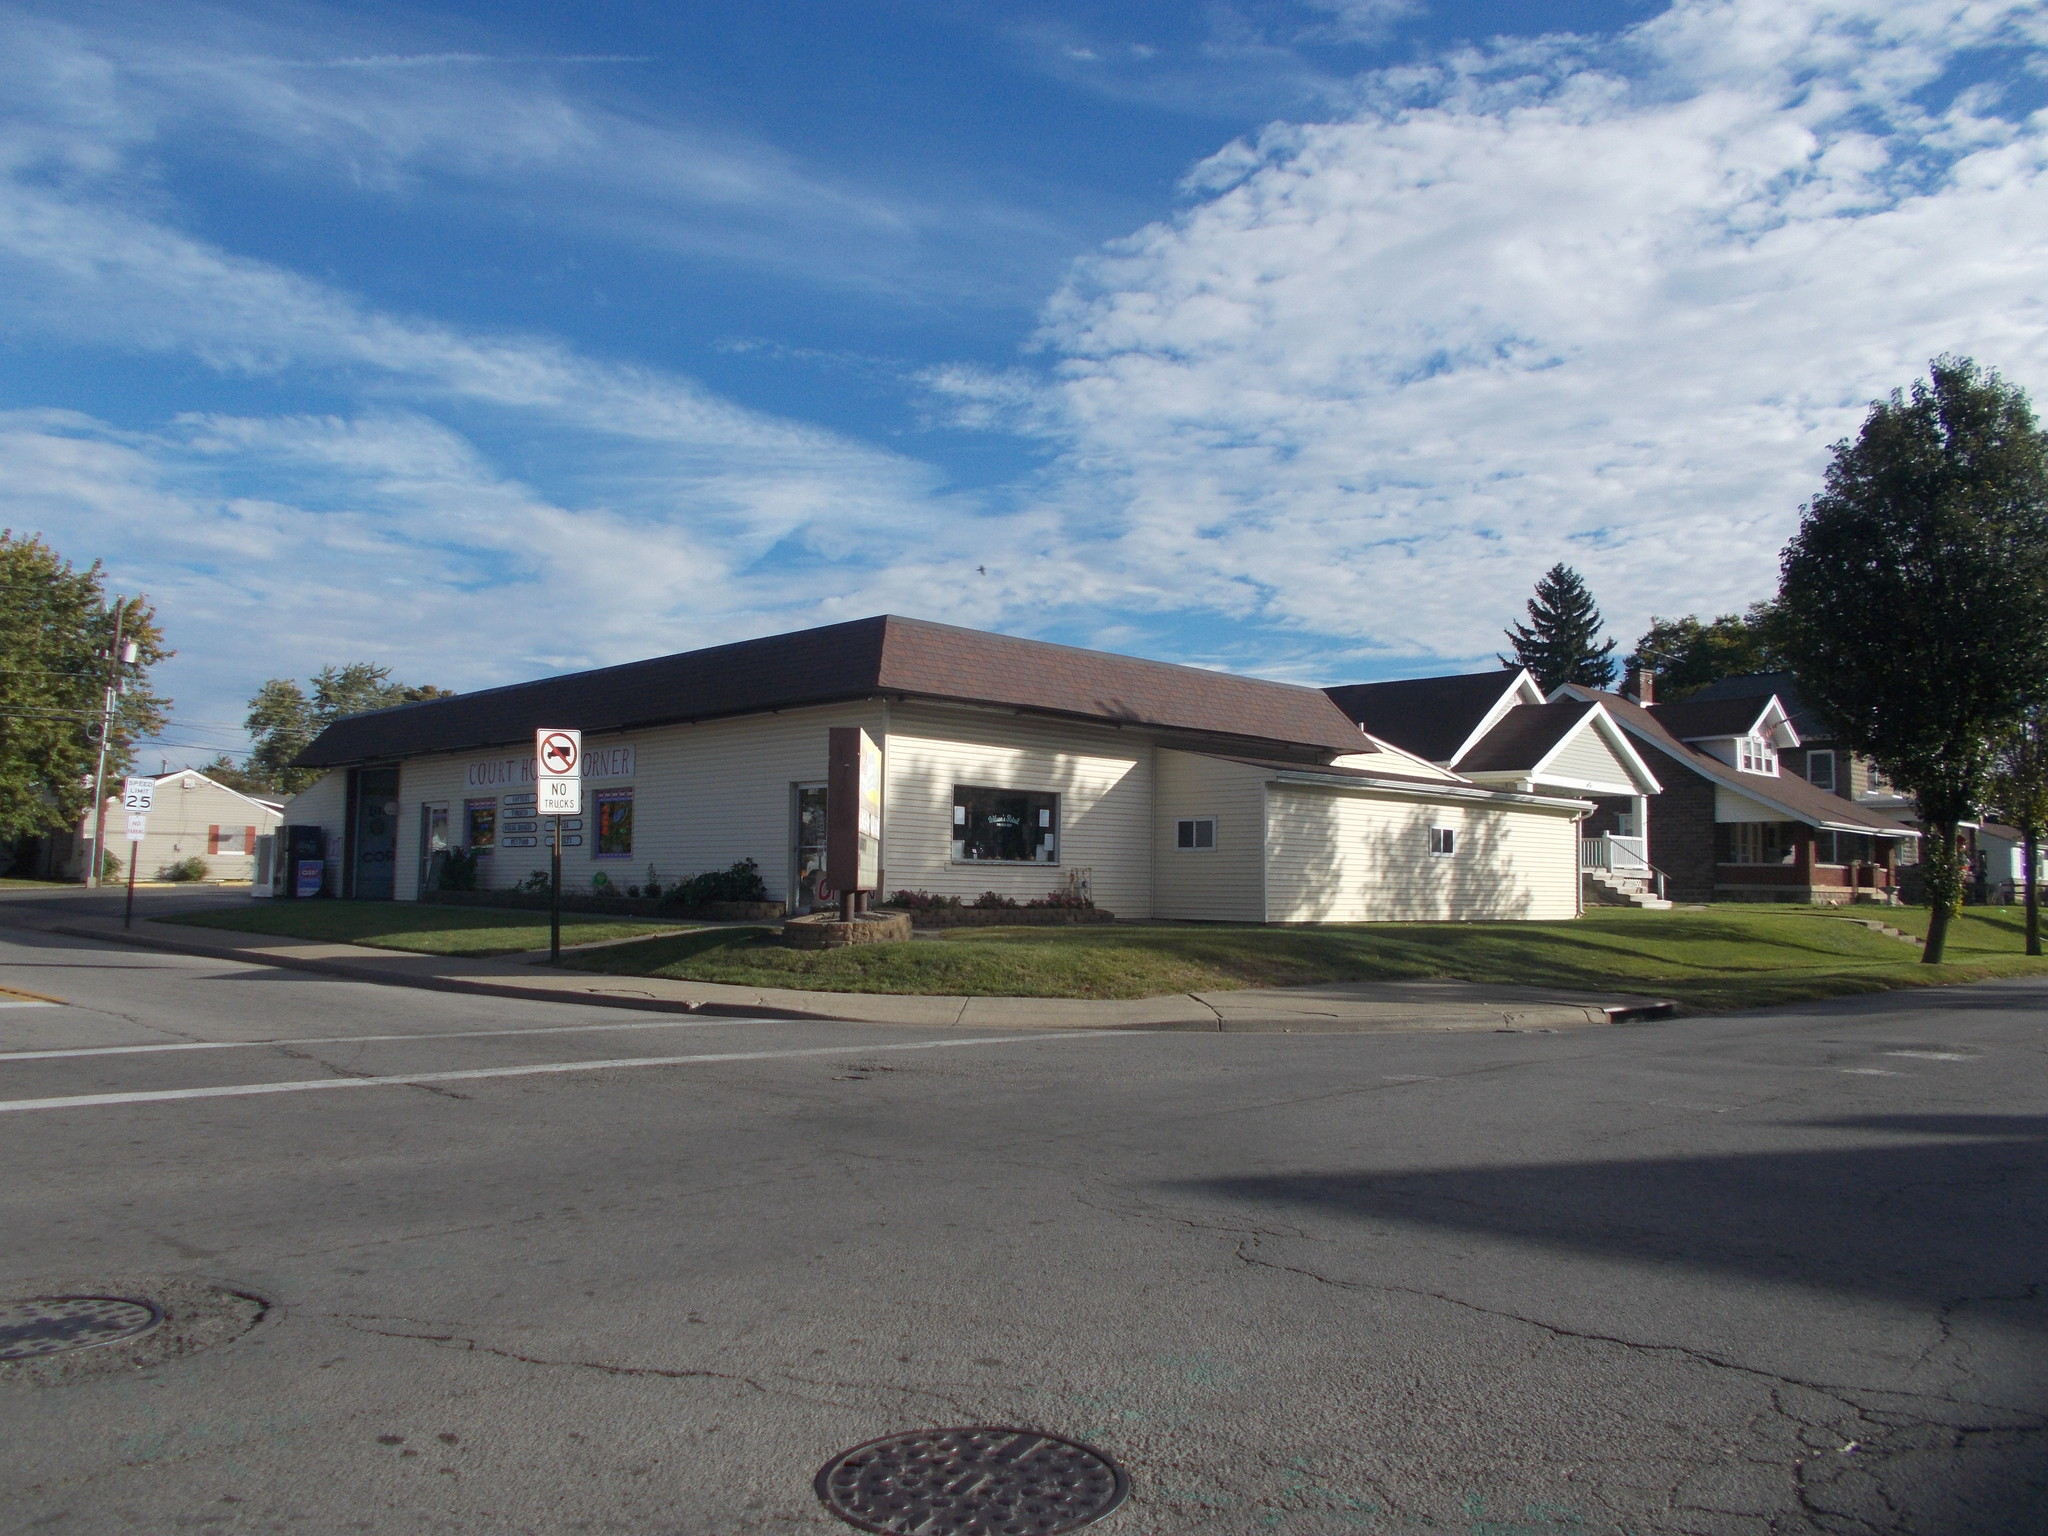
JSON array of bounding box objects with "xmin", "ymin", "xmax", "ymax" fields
[
  {"xmin": 594, "ymin": 788, "xmax": 633, "ymax": 858},
  {"xmin": 953, "ymin": 786, "xmax": 1059, "ymax": 863},
  {"xmin": 465, "ymin": 798, "xmax": 496, "ymax": 854}
]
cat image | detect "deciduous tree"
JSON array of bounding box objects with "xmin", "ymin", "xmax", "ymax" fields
[
  {"xmin": 242, "ymin": 663, "xmax": 453, "ymax": 796},
  {"xmin": 1778, "ymin": 358, "xmax": 2048, "ymax": 963},
  {"xmin": 1988, "ymin": 708, "xmax": 2048, "ymax": 957},
  {"xmin": 1626, "ymin": 602, "xmax": 1786, "ymax": 701},
  {"xmin": 1502, "ymin": 563, "xmax": 1618, "ymax": 692},
  {"xmin": 0, "ymin": 531, "xmax": 168, "ymax": 846}
]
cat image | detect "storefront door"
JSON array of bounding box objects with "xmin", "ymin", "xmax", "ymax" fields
[
  {"xmin": 792, "ymin": 783, "xmax": 828, "ymax": 913},
  {"xmin": 351, "ymin": 766, "xmax": 400, "ymax": 900},
  {"xmin": 419, "ymin": 802, "xmax": 450, "ymax": 894}
]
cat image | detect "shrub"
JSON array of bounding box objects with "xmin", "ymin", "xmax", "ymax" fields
[
  {"xmin": 1025, "ymin": 887, "xmax": 1093, "ymax": 909},
  {"xmin": 158, "ymin": 855, "xmax": 209, "ymax": 883},
  {"xmin": 100, "ymin": 849, "xmax": 123, "ymax": 881},
  {"xmin": 515, "ymin": 869, "xmax": 552, "ymax": 895},
  {"xmin": 664, "ymin": 858, "xmax": 771, "ymax": 908},
  {"xmin": 972, "ymin": 890, "xmax": 1018, "ymax": 910},
  {"xmin": 887, "ymin": 889, "xmax": 961, "ymax": 911},
  {"xmin": 438, "ymin": 848, "xmax": 479, "ymax": 891}
]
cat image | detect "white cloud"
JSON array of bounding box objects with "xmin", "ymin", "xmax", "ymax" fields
[{"xmin": 1022, "ymin": 0, "xmax": 2048, "ymax": 661}]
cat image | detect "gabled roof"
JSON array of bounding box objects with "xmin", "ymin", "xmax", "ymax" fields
[
  {"xmin": 1558, "ymin": 687, "xmax": 1910, "ymax": 836},
  {"xmin": 113, "ymin": 771, "xmax": 285, "ymax": 819},
  {"xmin": 1455, "ymin": 700, "xmax": 1663, "ymax": 795},
  {"xmin": 1684, "ymin": 670, "xmax": 1829, "ymax": 734},
  {"xmin": 296, "ymin": 615, "xmax": 1379, "ymax": 769},
  {"xmin": 1322, "ymin": 669, "xmax": 1537, "ymax": 765},
  {"xmin": 1651, "ymin": 694, "xmax": 1798, "ymax": 745}
]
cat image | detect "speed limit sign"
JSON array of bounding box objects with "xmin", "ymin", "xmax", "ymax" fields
[{"xmin": 536, "ymin": 728, "xmax": 581, "ymax": 815}]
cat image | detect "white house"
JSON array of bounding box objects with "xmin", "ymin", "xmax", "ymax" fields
[
  {"xmin": 282, "ymin": 616, "xmax": 1607, "ymax": 923},
  {"xmin": 95, "ymin": 771, "xmax": 284, "ymax": 884}
]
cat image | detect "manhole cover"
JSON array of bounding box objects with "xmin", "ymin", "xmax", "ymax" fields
[
  {"xmin": 0, "ymin": 1297, "xmax": 164, "ymax": 1360},
  {"xmin": 815, "ymin": 1427, "xmax": 1129, "ymax": 1535}
]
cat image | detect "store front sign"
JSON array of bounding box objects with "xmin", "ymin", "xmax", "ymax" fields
[{"xmin": 464, "ymin": 744, "xmax": 634, "ymax": 791}]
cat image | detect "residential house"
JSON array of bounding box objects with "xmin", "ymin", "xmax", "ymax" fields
[
  {"xmin": 1322, "ymin": 668, "xmax": 1668, "ymax": 905},
  {"xmin": 1555, "ymin": 677, "xmax": 1915, "ymax": 904}
]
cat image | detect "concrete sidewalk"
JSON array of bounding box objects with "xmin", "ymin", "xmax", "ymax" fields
[{"xmin": 13, "ymin": 907, "xmax": 1676, "ymax": 1033}]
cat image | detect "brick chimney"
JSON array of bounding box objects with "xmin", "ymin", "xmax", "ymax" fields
[{"xmin": 1627, "ymin": 667, "xmax": 1655, "ymax": 705}]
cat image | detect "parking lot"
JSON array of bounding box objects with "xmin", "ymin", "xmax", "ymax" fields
[{"xmin": 3, "ymin": 917, "xmax": 2044, "ymax": 1534}]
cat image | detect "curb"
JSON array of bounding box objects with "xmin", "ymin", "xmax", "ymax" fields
[{"xmin": 30, "ymin": 918, "xmax": 1678, "ymax": 1036}]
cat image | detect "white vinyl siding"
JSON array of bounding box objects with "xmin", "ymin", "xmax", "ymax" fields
[
  {"xmin": 883, "ymin": 704, "xmax": 1152, "ymax": 917},
  {"xmin": 105, "ymin": 775, "xmax": 282, "ymax": 884},
  {"xmin": 1154, "ymin": 751, "xmax": 1267, "ymax": 922},
  {"xmin": 1539, "ymin": 727, "xmax": 1639, "ymax": 792},
  {"xmin": 393, "ymin": 702, "xmax": 883, "ymax": 901},
  {"xmin": 1264, "ymin": 785, "xmax": 1580, "ymax": 922}
]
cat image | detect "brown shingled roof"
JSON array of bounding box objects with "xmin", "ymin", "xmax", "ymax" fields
[
  {"xmin": 296, "ymin": 615, "xmax": 1377, "ymax": 768},
  {"xmin": 1322, "ymin": 669, "xmax": 1527, "ymax": 763},
  {"xmin": 1454, "ymin": 701, "xmax": 1596, "ymax": 774}
]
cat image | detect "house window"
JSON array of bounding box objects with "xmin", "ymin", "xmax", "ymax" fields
[
  {"xmin": 207, "ymin": 825, "xmax": 254, "ymax": 855},
  {"xmin": 1723, "ymin": 822, "xmax": 1796, "ymax": 865},
  {"xmin": 953, "ymin": 786, "xmax": 1059, "ymax": 863},
  {"xmin": 1816, "ymin": 831, "xmax": 1874, "ymax": 865},
  {"xmin": 594, "ymin": 789, "xmax": 633, "ymax": 858},
  {"xmin": 1430, "ymin": 826, "xmax": 1456, "ymax": 857},
  {"xmin": 1176, "ymin": 817, "xmax": 1217, "ymax": 850},
  {"xmin": 465, "ymin": 798, "xmax": 496, "ymax": 854},
  {"xmin": 1738, "ymin": 736, "xmax": 1778, "ymax": 774},
  {"xmin": 1806, "ymin": 750, "xmax": 1837, "ymax": 792}
]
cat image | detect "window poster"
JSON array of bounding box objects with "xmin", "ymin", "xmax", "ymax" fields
[{"xmin": 595, "ymin": 789, "xmax": 633, "ymax": 857}]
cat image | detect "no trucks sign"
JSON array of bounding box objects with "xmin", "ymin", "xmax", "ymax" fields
[{"xmin": 536, "ymin": 729, "xmax": 582, "ymax": 816}]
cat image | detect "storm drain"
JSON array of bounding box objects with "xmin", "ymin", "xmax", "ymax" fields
[
  {"xmin": 815, "ymin": 1427, "xmax": 1129, "ymax": 1535},
  {"xmin": 0, "ymin": 1297, "xmax": 164, "ymax": 1360}
]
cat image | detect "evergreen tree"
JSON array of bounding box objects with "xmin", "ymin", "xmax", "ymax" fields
[
  {"xmin": 1502, "ymin": 563, "xmax": 1618, "ymax": 692},
  {"xmin": 1626, "ymin": 601, "xmax": 1786, "ymax": 701},
  {"xmin": 1778, "ymin": 357, "xmax": 2048, "ymax": 963}
]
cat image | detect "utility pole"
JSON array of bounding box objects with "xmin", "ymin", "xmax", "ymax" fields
[{"xmin": 85, "ymin": 601, "xmax": 126, "ymax": 889}]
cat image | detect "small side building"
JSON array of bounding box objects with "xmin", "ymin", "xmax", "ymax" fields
[{"xmin": 94, "ymin": 772, "xmax": 283, "ymax": 884}]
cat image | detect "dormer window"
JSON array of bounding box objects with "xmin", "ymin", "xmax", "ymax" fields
[{"xmin": 1738, "ymin": 735, "xmax": 1777, "ymax": 774}]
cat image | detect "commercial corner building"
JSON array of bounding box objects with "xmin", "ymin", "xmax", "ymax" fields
[{"xmin": 284, "ymin": 615, "xmax": 1611, "ymax": 923}]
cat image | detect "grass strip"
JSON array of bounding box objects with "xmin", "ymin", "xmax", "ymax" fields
[
  {"xmin": 559, "ymin": 905, "xmax": 2048, "ymax": 1008},
  {"xmin": 158, "ymin": 901, "xmax": 692, "ymax": 957}
]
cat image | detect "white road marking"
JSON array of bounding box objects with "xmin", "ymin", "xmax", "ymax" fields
[
  {"xmin": 0, "ymin": 1000, "xmax": 58, "ymax": 1009},
  {"xmin": 1839, "ymin": 1068, "xmax": 1902, "ymax": 1076},
  {"xmin": 0, "ymin": 1015, "xmax": 765, "ymax": 1062},
  {"xmin": 1883, "ymin": 1050, "xmax": 1973, "ymax": 1061},
  {"xmin": 0, "ymin": 1032, "xmax": 1130, "ymax": 1114}
]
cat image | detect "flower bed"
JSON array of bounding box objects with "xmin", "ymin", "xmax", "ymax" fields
[
  {"xmin": 419, "ymin": 889, "xmax": 783, "ymax": 923},
  {"xmin": 879, "ymin": 904, "xmax": 1116, "ymax": 929}
]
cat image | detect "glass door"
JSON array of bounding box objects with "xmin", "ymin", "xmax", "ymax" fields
[
  {"xmin": 419, "ymin": 802, "xmax": 450, "ymax": 894},
  {"xmin": 792, "ymin": 783, "xmax": 828, "ymax": 913},
  {"xmin": 352, "ymin": 767, "xmax": 401, "ymax": 900}
]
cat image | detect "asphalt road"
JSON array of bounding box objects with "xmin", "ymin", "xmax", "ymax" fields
[{"xmin": 1, "ymin": 917, "xmax": 2043, "ymax": 1535}]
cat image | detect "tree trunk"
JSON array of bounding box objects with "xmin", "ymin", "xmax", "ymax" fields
[
  {"xmin": 2026, "ymin": 824, "xmax": 2041, "ymax": 958},
  {"xmin": 1922, "ymin": 822, "xmax": 1961, "ymax": 964}
]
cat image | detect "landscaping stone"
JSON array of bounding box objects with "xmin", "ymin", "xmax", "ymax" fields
[{"xmin": 781, "ymin": 911, "xmax": 914, "ymax": 949}]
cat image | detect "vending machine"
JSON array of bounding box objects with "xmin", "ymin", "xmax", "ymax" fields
[{"xmin": 277, "ymin": 824, "xmax": 328, "ymax": 899}]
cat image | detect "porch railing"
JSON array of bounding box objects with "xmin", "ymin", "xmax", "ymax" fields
[{"xmin": 1582, "ymin": 835, "xmax": 1667, "ymax": 900}]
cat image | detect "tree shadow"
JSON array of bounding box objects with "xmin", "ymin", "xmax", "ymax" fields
[{"xmin": 1167, "ymin": 1115, "xmax": 2048, "ymax": 1314}]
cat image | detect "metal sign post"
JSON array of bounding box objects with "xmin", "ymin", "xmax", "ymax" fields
[
  {"xmin": 123, "ymin": 812, "xmax": 146, "ymax": 928},
  {"xmin": 535, "ymin": 729, "xmax": 581, "ymax": 964},
  {"xmin": 119, "ymin": 779, "xmax": 152, "ymax": 929}
]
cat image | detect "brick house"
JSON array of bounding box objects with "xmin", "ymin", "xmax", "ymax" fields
[{"xmin": 1555, "ymin": 676, "xmax": 1916, "ymax": 904}]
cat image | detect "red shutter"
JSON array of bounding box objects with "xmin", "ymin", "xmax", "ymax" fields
[
  {"xmin": 208, "ymin": 826, "xmax": 221, "ymax": 854},
  {"xmin": 245, "ymin": 825, "xmax": 256, "ymax": 856}
]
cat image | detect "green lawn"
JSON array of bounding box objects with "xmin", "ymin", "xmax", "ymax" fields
[
  {"xmin": 159, "ymin": 901, "xmax": 693, "ymax": 957},
  {"xmin": 558, "ymin": 905, "xmax": 2048, "ymax": 1009}
]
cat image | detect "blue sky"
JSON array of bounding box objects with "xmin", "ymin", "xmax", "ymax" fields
[{"xmin": 2, "ymin": 0, "xmax": 2044, "ymax": 766}]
